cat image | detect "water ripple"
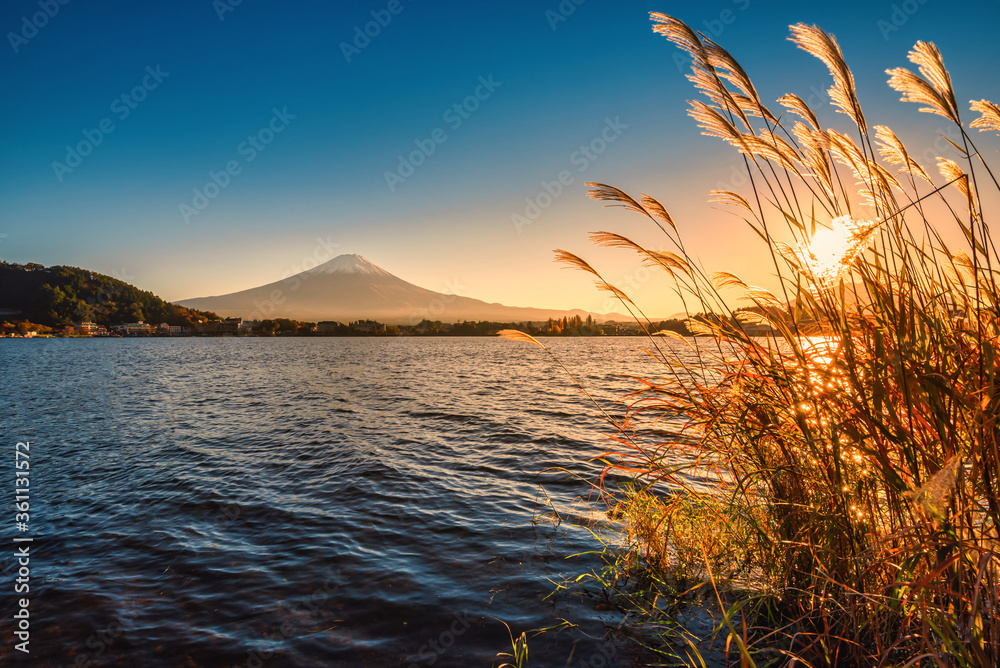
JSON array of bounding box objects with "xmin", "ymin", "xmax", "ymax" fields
[{"xmin": 3, "ymin": 337, "xmax": 673, "ymax": 666}]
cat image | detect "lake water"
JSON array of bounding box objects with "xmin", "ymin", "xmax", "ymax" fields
[{"xmin": 2, "ymin": 337, "xmax": 675, "ymax": 667}]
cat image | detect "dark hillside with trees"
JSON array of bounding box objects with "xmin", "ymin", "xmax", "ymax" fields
[{"xmin": 0, "ymin": 261, "xmax": 217, "ymax": 327}]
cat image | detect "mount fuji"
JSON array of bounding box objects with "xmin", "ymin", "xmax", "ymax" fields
[{"xmin": 176, "ymin": 254, "xmax": 630, "ymax": 325}]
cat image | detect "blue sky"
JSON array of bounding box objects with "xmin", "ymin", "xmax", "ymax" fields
[{"xmin": 2, "ymin": 0, "xmax": 998, "ymax": 316}]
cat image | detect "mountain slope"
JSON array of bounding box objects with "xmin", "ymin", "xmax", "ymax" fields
[
  {"xmin": 0, "ymin": 261, "xmax": 216, "ymax": 326},
  {"xmin": 177, "ymin": 254, "xmax": 631, "ymax": 324}
]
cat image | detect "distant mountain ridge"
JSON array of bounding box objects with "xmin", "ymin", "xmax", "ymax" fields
[{"xmin": 177, "ymin": 254, "xmax": 632, "ymax": 324}]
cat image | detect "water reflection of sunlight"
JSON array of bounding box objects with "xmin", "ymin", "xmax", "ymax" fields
[
  {"xmin": 802, "ymin": 335, "xmax": 838, "ymax": 368},
  {"xmin": 801, "ymin": 335, "xmax": 845, "ymax": 394}
]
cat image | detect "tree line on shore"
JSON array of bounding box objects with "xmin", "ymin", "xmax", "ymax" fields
[{"xmin": 1, "ymin": 316, "xmax": 695, "ymax": 338}]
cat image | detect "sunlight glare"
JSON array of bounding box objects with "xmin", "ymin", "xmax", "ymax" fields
[
  {"xmin": 804, "ymin": 217, "xmax": 853, "ymax": 281},
  {"xmin": 794, "ymin": 214, "xmax": 880, "ymax": 287}
]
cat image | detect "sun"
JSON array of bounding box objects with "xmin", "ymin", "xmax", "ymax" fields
[
  {"xmin": 808, "ymin": 219, "xmax": 852, "ymax": 272},
  {"xmin": 796, "ymin": 215, "xmax": 872, "ymax": 284}
]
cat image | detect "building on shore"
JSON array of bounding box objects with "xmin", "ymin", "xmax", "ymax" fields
[
  {"xmin": 199, "ymin": 317, "xmax": 242, "ymax": 334},
  {"xmin": 317, "ymin": 321, "xmax": 343, "ymax": 334},
  {"xmin": 351, "ymin": 319, "xmax": 385, "ymax": 334},
  {"xmin": 156, "ymin": 323, "xmax": 186, "ymax": 336},
  {"xmin": 78, "ymin": 321, "xmax": 110, "ymax": 336},
  {"xmin": 112, "ymin": 321, "xmax": 154, "ymax": 336}
]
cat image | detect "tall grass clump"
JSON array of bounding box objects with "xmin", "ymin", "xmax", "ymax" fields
[{"xmin": 503, "ymin": 13, "xmax": 1000, "ymax": 666}]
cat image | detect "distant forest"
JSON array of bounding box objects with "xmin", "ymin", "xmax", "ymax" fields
[{"xmin": 0, "ymin": 262, "xmax": 217, "ymax": 327}]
